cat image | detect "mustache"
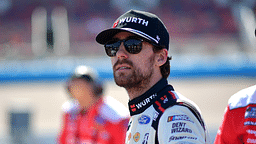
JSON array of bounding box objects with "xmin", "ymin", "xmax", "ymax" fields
[{"xmin": 113, "ymin": 59, "xmax": 133, "ymax": 70}]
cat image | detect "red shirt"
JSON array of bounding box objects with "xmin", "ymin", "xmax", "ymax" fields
[
  {"xmin": 58, "ymin": 97, "xmax": 130, "ymax": 144},
  {"xmin": 215, "ymin": 85, "xmax": 256, "ymax": 144}
]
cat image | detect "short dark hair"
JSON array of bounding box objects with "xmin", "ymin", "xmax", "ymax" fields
[{"xmin": 152, "ymin": 46, "xmax": 172, "ymax": 79}]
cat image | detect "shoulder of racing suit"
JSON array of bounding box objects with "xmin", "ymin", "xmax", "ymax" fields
[
  {"xmin": 228, "ymin": 85, "xmax": 256, "ymax": 110},
  {"xmin": 99, "ymin": 96, "xmax": 130, "ymax": 123},
  {"xmin": 62, "ymin": 100, "xmax": 80, "ymax": 114},
  {"xmin": 152, "ymin": 85, "xmax": 210, "ymax": 143},
  {"xmin": 152, "ymin": 86, "xmax": 206, "ymax": 130}
]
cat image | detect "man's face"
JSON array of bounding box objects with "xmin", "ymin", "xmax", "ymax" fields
[
  {"xmin": 68, "ymin": 79, "xmax": 96, "ymax": 109},
  {"xmin": 110, "ymin": 31, "xmax": 156, "ymax": 89}
]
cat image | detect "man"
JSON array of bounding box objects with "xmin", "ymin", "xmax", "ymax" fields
[
  {"xmin": 58, "ymin": 65, "xmax": 129, "ymax": 144},
  {"xmin": 96, "ymin": 9, "xmax": 210, "ymax": 144},
  {"xmin": 214, "ymin": 85, "xmax": 256, "ymax": 144}
]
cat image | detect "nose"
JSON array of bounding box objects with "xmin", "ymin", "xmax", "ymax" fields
[{"xmin": 115, "ymin": 42, "xmax": 128, "ymax": 59}]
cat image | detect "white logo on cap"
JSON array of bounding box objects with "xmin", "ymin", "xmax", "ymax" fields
[
  {"xmin": 119, "ymin": 17, "xmax": 148, "ymax": 26},
  {"xmin": 156, "ymin": 35, "xmax": 160, "ymax": 42}
]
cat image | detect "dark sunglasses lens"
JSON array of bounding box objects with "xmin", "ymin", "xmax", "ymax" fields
[
  {"xmin": 105, "ymin": 41, "xmax": 120, "ymax": 57},
  {"xmin": 125, "ymin": 39, "xmax": 142, "ymax": 54}
]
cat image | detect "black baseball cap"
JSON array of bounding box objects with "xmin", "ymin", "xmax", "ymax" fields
[{"xmin": 96, "ymin": 9, "xmax": 170, "ymax": 50}]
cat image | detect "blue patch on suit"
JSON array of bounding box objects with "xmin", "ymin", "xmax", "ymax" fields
[{"xmin": 245, "ymin": 107, "xmax": 256, "ymax": 118}]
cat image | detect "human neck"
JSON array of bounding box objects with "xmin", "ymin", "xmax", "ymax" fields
[
  {"xmin": 126, "ymin": 75, "xmax": 162, "ymax": 100},
  {"xmin": 81, "ymin": 96, "xmax": 101, "ymax": 110}
]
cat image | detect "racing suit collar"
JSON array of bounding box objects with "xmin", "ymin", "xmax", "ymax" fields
[{"xmin": 128, "ymin": 78, "xmax": 174, "ymax": 116}]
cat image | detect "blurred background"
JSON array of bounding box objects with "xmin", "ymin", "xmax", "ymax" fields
[{"xmin": 0, "ymin": 0, "xmax": 256, "ymax": 143}]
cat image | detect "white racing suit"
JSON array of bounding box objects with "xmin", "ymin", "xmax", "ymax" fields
[{"xmin": 125, "ymin": 78, "xmax": 211, "ymax": 144}]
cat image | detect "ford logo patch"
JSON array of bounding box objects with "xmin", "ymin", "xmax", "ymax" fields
[{"xmin": 138, "ymin": 115, "xmax": 151, "ymax": 124}]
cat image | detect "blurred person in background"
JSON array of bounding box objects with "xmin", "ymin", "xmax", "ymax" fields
[
  {"xmin": 214, "ymin": 84, "xmax": 256, "ymax": 144},
  {"xmin": 57, "ymin": 65, "xmax": 129, "ymax": 144},
  {"xmin": 96, "ymin": 9, "xmax": 210, "ymax": 144}
]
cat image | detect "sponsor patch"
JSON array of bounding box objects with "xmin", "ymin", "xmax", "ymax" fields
[
  {"xmin": 138, "ymin": 115, "xmax": 151, "ymax": 124},
  {"xmin": 142, "ymin": 133, "xmax": 149, "ymax": 144},
  {"xmin": 169, "ymin": 136, "xmax": 197, "ymax": 142},
  {"xmin": 156, "ymin": 35, "xmax": 160, "ymax": 43},
  {"xmin": 168, "ymin": 115, "xmax": 194, "ymax": 123},
  {"xmin": 153, "ymin": 111, "xmax": 159, "ymax": 121},
  {"xmin": 119, "ymin": 17, "xmax": 149, "ymax": 26},
  {"xmin": 247, "ymin": 129, "xmax": 256, "ymax": 136},
  {"xmin": 113, "ymin": 20, "xmax": 119, "ymax": 28},
  {"xmin": 174, "ymin": 142, "xmax": 195, "ymax": 144},
  {"xmin": 244, "ymin": 121, "xmax": 256, "ymax": 126},
  {"xmin": 130, "ymin": 104, "xmax": 136, "ymax": 112},
  {"xmin": 247, "ymin": 138, "xmax": 256, "ymax": 143},
  {"xmin": 171, "ymin": 122, "xmax": 192, "ymax": 134},
  {"xmin": 245, "ymin": 107, "xmax": 256, "ymax": 118},
  {"xmin": 127, "ymin": 120, "xmax": 132, "ymax": 131},
  {"xmin": 128, "ymin": 133, "xmax": 131, "ymax": 141},
  {"xmin": 160, "ymin": 95, "xmax": 168, "ymax": 103},
  {"xmin": 133, "ymin": 132, "xmax": 140, "ymax": 142},
  {"xmin": 135, "ymin": 94, "xmax": 157, "ymax": 109}
]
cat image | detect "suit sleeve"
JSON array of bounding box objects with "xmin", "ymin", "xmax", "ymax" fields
[
  {"xmin": 111, "ymin": 118, "xmax": 130, "ymax": 144},
  {"xmin": 158, "ymin": 105, "xmax": 207, "ymax": 144},
  {"xmin": 214, "ymin": 106, "xmax": 242, "ymax": 144},
  {"xmin": 57, "ymin": 113, "xmax": 69, "ymax": 144}
]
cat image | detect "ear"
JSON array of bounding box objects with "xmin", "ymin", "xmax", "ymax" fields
[{"xmin": 155, "ymin": 49, "xmax": 168, "ymax": 67}]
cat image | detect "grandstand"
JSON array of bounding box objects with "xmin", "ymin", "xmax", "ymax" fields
[{"xmin": 0, "ymin": 0, "xmax": 244, "ymax": 59}]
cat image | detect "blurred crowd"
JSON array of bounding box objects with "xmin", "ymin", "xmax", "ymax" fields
[{"xmin": 0, "ymin": 0, "xmax": 254, "ymax": 59}]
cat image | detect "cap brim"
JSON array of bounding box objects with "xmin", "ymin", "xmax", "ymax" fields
[
  {"xmin": 96, "ymin": 28, "xmax": 153, "ymax": 45},
  {"xmin": 96, "ymin": 29, "xmax": 122, "ymax": 45}
]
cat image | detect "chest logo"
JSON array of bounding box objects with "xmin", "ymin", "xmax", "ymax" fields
[
  {"xmin": 135, "ymin": 94, "xmax": 157, "ymax": 109},
  {"xmin": 167, "ymin": 115, "xmax": 194, "ymax": 123},
  {"xmin": 133, "ymin": 132, "xmax": 140, "ymax": 142},
  {"xmin": 138, "ymin": 115, "xmax": 151, "ymax": 124},
  {"xmin": 142, "ymin": 133, "xmax": 149, "ymax": 144},
  {"xmin": 245, "ymin": 107, "xmax": 256, "ymax": 119}
]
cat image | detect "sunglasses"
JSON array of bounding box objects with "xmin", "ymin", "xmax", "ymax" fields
[{"xmin": 104, "ymin": 38, "xmax": 145, "ymax": 57}]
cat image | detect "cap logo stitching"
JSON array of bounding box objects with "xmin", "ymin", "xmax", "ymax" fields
[
  {"xmin": 113, "ymin": 20, "xmax": 119, "ymax": 28},
  {"xmin": 156, "ymin": 35, "xmax": 160, "ymax": 42},
  {"xmin": 119, "ymin": 17, "xmax": 148, "ymax": 26}
]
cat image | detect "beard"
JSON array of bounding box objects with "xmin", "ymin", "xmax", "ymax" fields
[{"xmin": 113, "ymin": 55, "xmax": 155, "ymax": 90}]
